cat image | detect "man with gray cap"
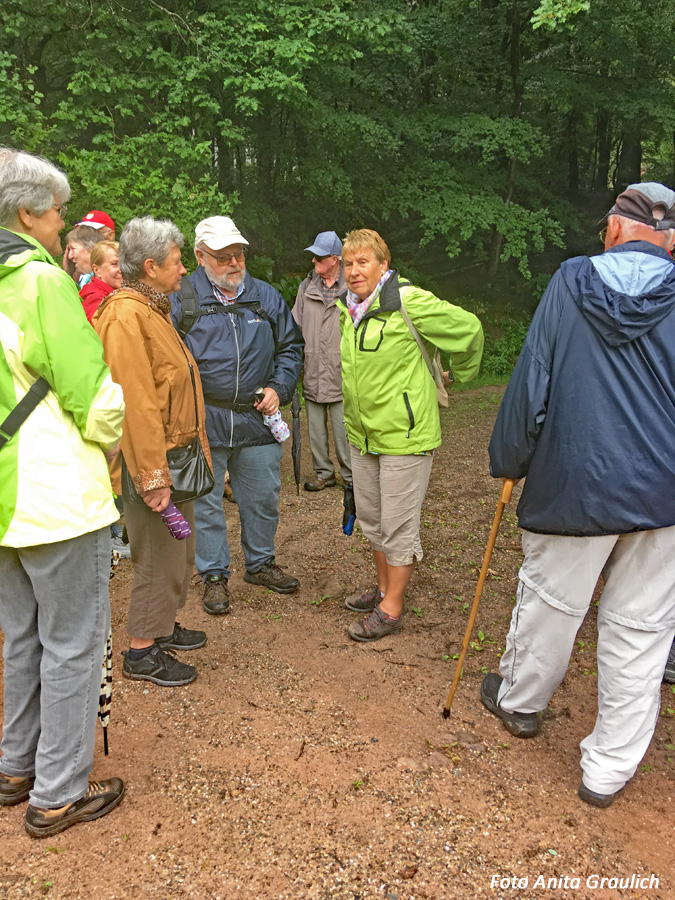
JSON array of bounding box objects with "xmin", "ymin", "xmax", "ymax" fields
[
  {"xmin": 293, "ymin": 231, "xmax": 351, "ymax": 491},
  {"xmin": 483, "ymin": 183, "xmax": 675, "ymax": 808},
  {"xmin": 170, "ymin": 216, "xmax": 303, "ymax": 613}
]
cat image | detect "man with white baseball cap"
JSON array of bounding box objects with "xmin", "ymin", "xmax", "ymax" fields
[
  {"xmin": 292, "ymin": 231, "xmax": 351, "ymax": 492},
  {"xmin": 170, "ymin": 216, "xmax": 303, "ymax": 615},
  {"xmin": 74, "ymin": 210, "xmax": 115, "ymax": 240}
]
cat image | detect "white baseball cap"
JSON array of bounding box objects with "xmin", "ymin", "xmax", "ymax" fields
[{"xmin": 195, "ymin": 216, "xmax": 249, "ymax": 250}]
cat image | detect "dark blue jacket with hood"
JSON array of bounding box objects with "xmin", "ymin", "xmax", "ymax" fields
[
  {"xmin": 170, "ymin": 266, "xmax": 303, "ymax": 449},
  {"xmin": 489, "ymin": 241, "xmax": 675, "ymax": 536}
]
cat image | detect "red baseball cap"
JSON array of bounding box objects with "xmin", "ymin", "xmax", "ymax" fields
[{"xmin": 75, "ymin": 210, "xmax": 115, "ymax": 232}]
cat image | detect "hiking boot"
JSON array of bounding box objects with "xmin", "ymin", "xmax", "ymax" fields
[
  {"xmin": 25, "ymin": 778, "xmax": 125, "ymax": 838},
  {"xmin": 664, "ymin": 639, "xmax": 675, "ymax": 684},
  {"xmin": 304, "ymin": 475, "xmax": 336, "ymax": 492},
  {"xmin": 122, "ymin": 645, "xmax": 198, "ymax": 686},
  {"xmin": 345, "ymin": 586, "xmax": 382, "ymax": 613},
  {"xmin": 202, "ymin": 574, "xmax": 231, "ymax": 615},
  {"xmin": 578, "ymin": 782, "xmax": 622, "ymax": 809},
  {"xmin": 244, "ymin": 562, "xmax": 299, "ymax": 594},
  {"xmin": 480, "ymin": 673, "xmax": 540, "ymax": 738},
  {"xmin": 347, "ymin": 605, "xmax": 401, "ymax": 642},
  {"xmin": 156, "ymin": 622, "xmax": 207, "ymax": 652},
  {"xmin": 0, "ymin": 772, "xmax": 34, "ymax": 807}
]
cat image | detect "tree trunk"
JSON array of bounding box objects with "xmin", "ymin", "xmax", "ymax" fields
[
  {"xmin": 593, "ymin": 108, "xmax": 611, "ymax": 191},
  {"xmin": 568, "ymin": 111, "xmax": 579, "ymax": 196},
  {"xmin": 615, "ymin": 122, "xmax": 642, "ymax": 193}
]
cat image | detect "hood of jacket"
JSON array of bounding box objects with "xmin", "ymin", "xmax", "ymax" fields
[
  {"xmin": 563, "ymin": 241, "xmax": 675, "ymax": 347},
  {"xmin": 0, "ymin": 227, "xmax": 53, "ymax": 278}
]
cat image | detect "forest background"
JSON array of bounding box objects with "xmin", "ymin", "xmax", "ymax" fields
[{"xmin": 2, "ymin": 0, "xmax": 675, "ymax": 378}]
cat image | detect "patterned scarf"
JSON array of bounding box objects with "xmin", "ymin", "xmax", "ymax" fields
[
  {"xmin": 113, "ymin": 280, "xmax": 173, "ymax": 316},
  {"xmin": 345, "ymin": 269, "xmax": 393, "ymax": 329}
]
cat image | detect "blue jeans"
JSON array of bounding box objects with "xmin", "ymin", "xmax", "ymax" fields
[
  {"xmin": 0, "ymin": 527, "xmax": 111, "ymax": 808},
  {"xmin": 195, "ymin": 442, "xmax": 283, "ymax": 579}
]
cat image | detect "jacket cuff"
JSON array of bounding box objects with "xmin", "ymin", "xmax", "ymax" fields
[{"xmin": 135, "ymin": 468, "xmax": 171, "ymax": 493}]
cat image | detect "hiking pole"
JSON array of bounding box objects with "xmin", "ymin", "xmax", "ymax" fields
[{"xmin": 442, "ymin": 478, "xmax": 515, "ymax": 718}]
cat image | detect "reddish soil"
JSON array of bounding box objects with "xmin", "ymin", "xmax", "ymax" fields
[{"xmin": 1, "ymin": 385, "xmax": 673, "ymax": 900}]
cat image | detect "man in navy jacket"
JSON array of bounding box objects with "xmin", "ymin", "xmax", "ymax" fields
[
  {"xmin": 483, "ymin": 183, "xmax": 675, "ymax": 808},
  {"xmin": 171, "ymin": 217, "xmax": 303, "ymax": 614}
]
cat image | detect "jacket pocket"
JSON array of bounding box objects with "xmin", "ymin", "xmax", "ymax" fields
[{"xmin": 403, "ymin": 392, "xmax": 415, "ymax": 437}]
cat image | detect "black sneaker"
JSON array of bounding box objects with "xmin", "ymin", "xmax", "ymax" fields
[
  {"xmin": 156, "ymin": 622, "xmax": 207, "ymax": 651},
  {"xmin": 480, "ymin": 673, "xmax": 540, "ymax": 738},
  {"xmin": 0, "ymin": 772, "xmax": 34, "ymax": 807},
  {"xmin": 202, "ymin": 574, "xmax": 231, "ymax": 615},
  {"xmin": 244, "ymin": 562, "xmax": 299, "ymax": 594},
  {"xmin": 25, "ymin": 778, "xmax": 125, "ymax": 838},
  {"xmin": 122, "ymin": 645, "xmax": 198, "ymax": 686},
  {"xmin": 345, "ymin": 586, "xmax": 382, "ymax": 612},
  {"xmin": 578, "ymin": 782, "xmax": 622, "ymax": 808}
]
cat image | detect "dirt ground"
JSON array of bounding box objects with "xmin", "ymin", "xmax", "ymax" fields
[{"xmin": 1, "ymin": 385, "xmax": 673, "ymax": 900}]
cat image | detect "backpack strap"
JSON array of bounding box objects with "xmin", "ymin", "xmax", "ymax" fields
[
  {"xmin": 0, "ymin": 377, "xmax": 50, "ymax": 450},
  {"xmin": 177, "ymin": 283, "xmax": 278, "ymax": 351},
  {"xmin": 176, "ymin": 278, "xmax": 201, "ymax": 339}
]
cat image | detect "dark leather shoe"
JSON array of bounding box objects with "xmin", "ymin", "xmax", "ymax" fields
[
  {"xmin": 578, "ymin": 782, "xmax": 622, "ymax": 808},
  {"xmin": 304, "ymin": 475, "xmax": 336, "ymax": 492},
  {"xmin": 0, "ymin": 772, "xmax": 34, "ymax": 806},
  {"xmin": 244, "ymin": 562, "xmax": 299, "ymax": 593},
  {"xmin": 480, "ymin": 673, "xmax": 540, "ymax": 738},
  {"xmin": 202, "ymin": 574, "xmax": 231, "ymax": 615}
]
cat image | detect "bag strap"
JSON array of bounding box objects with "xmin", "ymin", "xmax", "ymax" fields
[
  {"xmin": 177, "ymin": 279, "xmax": 278, "ymax": 352},
  {"xmin": 0, "ymin": 377, "xmax": 50, "ymax": 450},
  {"xmin": 176, "ymin": 279, "xmax": 200, "ymax": 339},
  {"xmin": 398, "ymin": 294, "xmax": 445, "ymax": 391}
]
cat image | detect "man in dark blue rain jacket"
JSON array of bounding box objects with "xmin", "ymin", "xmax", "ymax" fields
[
  {"xmin": 171, "ymin": 217, "xmax": 303, "ymax": 615},
  {"xmin": 482, "ymin": 183, "xmax": 675, "ymax": 809}
]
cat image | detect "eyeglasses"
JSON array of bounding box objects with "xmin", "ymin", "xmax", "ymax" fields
[
  {"xmin": 598, "ymin": 227, "xmax": 608, "ymax": 245},
  {"xmin": 200, "ymin": 247, "xmax": 246, "ymax": 265},
  {"xmin": 53, "ymin": 203, "xmax": 68, "ymax": 219}
]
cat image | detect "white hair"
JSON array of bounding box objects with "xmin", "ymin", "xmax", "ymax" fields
[
  {"xmin": 610, "ymin": 213, "xmax": 675, "ymax": 247},
  {"xmin": 119, "ymin": 216, "xmax": 184, "ymax": 281},
  {"xmin": 0, "ymin": 147, "xmax": 70, "ymax": 227}
]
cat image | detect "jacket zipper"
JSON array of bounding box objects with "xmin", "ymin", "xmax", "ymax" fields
[
  {"xmin": 403, "ymin": 392, "xmax": 415, "ymax": 438},
  {"xmin": 231, "ymin": 314, "xmax": 241, "ymax": 446}
]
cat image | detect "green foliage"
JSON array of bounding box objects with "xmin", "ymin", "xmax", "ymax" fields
[{"xmin": 532, "ymin": 0, "xmax": 592, "ymax": 30}]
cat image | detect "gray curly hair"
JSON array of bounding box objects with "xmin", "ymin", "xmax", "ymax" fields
[
  {"xmin": 119, "ymin": 216, "xmax": 184, "ymax": 281},
  {"xmin": 0, "ymin": 147, "xmax": 70, "ymax": 227}
]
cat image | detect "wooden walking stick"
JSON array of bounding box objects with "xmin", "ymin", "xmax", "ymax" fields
[{"xmin": 442, "ymin": 478, "xmax": 515, "ymax": 718}]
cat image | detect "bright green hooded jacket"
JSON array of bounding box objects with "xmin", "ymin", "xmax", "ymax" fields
[
  {"xmin": 338, "ymin": 272, "xmax": 483, "ymax": 455},
  {"xmin": 0, "ymin": 227, "xmax": 125, "ymax": 546}
]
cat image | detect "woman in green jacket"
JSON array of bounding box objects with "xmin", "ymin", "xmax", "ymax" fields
[{"xmin": 339, "ymin": 229, "xmax": 483, "ymax": 642}]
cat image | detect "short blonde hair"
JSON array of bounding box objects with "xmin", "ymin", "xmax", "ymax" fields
[
  {"xmin": 342, "ymin": 228, "xmax": 390, "ymax": 265},
  {"xmin": 90, "ymin": 240, "xmax": 119, "ymax": 269}
]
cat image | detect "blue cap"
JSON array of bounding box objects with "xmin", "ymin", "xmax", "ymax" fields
[{"xmin": 304, "ymin": 231, "xmax": 343, "ymax": 256}]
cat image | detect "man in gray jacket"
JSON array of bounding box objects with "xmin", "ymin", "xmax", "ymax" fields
[{"xmin": 293, "ymin": 231, "xmax": 352, "ymax": 491}]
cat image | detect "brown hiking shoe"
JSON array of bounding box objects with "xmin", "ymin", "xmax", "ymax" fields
[
  {"xmin": 345, "ymin": 586, "xmax": 381, "ymax": 612},
  {"xmin": 25, "ymin": 778, "xmax": 125, "ymax": 838},
  {"xmin": 0, "ymin": 773, "xmax": 34, "ymax": 807},
  {"xmin": 304, "ymin": 474, "xmax": 336, "ymax": 492},
  {"xmin": 347, "ymin": 606, "xmax": 402, "ymax": 642},
  {"xmin": 202, "ymin": 574, "xmax": 231, "ymax": 615},
  {"xmin": 244, "ymin": 562, "xmax": 299, "ymax": 593}
]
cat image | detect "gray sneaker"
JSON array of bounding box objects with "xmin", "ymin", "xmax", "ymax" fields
[
  {"xmin": 244, "ymin": 562, "xmax": 299, "ymax": 594},
  {"xmin": 347, "ymin": 605, "xmax": 401, "ymax": 642},
  {"xmin": 122, "ymin": 645, "xmax": 197, "ymax": 686},
  {"xmin": 345, "ymin": 586, "xmax": 381, "ymax": 612}
]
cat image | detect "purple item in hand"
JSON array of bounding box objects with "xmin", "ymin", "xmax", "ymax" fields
[{"xmin": 160, "ymin": 500, "xmax": 192, "ymax": 540}]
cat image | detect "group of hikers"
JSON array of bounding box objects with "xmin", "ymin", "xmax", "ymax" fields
[{"xmin": 0, "ymin": 146, "xmax": 674, "ymax": 840}]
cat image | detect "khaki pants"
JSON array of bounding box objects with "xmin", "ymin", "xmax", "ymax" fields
[
  {"xmin": 125, "ymin": 499, "xmax": 195, "ymax": 639},
  {"xmin": 305, "ymin": 398, "xmax": 352, "ymax": 483},
  {"xmin": 350, "ymin": 448, "xmax": 433, "ymax": 567}
]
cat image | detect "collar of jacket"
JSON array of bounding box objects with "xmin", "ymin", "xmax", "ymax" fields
[
  {"xmin": 604, "ymin": 240, "xmax": 675, "ymax": 264},
  {"xmin": 193, "ymin": 263, "xmax": 261, "ymax": 308},
  {"xmin": 304, "ymin": 266, "xmax": 346, "ymax": 302},
  {"xmin": 0, "ymin": 226, "xmax": 51, "ymax": 269},
  {"xmin": 337, "ymin": 269, "xmax": 405, "ymax": 320}
]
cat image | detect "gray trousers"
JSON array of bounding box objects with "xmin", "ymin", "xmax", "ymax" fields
[
  {"xmin": 0, "ymin": 527, "xmax": 111, "ymax": 808},
  {"xmin": 499, "ymin": 526, "xmax": 675, "ymax": 795},
  {"xmin": 305, "ymin": 398, "xmax": 352, "ymax": 483}
]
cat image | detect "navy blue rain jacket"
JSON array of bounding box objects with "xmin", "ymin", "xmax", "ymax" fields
[
  {"xmin": 489, "ymin": 241, "xmax": 675, "ymax": 535},
  {"xmin": 170, "ymin": 267, "xmax": 303, "ymax": 449}
]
